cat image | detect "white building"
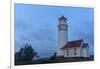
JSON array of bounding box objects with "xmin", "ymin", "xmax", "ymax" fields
[{"xmin": 57, "ymin": 16, "xmax": 89, "ymax": 58}]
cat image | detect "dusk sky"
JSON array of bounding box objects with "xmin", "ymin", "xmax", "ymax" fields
[{"xmin": 15, "ymin": 4, "xmax": 94, "ymax": 58}]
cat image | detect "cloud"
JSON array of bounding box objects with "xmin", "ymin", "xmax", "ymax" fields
[
  {"xmin": 15, "ymin": 4, "xmax": 94, "ymax": 57},
  {"xmin": 15, "ymin": 23, "xmax": 57, "ymax": 57},
  {"xmin": 15, "ymin": 20, "xmax": 31, "ymax": 30}
]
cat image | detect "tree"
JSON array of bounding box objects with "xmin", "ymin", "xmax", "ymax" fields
[{"xmin": 15, "ymin": 43, "xmax": 39, "ymax": 64}]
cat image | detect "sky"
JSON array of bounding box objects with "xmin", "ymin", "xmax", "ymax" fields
[{"xmin": 15, "ymin": 3, "xmax": 94, "ymax": 58}]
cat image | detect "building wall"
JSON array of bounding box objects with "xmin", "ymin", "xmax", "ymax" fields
[
  {"xmin": 63, "ymin": 47, "xmax": 81, "ymax": 57},
  {"xmin": 63, "ymin": 47, "xmax": 88, "ymax": 58},
  {"xmin": 57, "ymin": 30, "xmax": 68, "ymax": 56},
  {"xmin": 81, "ymin": 47, "xmax": 88, "ymax": 57}
]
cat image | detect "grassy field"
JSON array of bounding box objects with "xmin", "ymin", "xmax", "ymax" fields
[{"xmin": 15, "ymin": 56, "xmax": 94, "ymax": 65}]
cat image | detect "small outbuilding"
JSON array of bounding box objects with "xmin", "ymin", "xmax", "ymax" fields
[{"xmin": 61, "ymin": 39, "xmax": 89, "ymax": 57}]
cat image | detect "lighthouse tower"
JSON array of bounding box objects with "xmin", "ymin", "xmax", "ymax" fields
[{"xmin": 57, "ymin": 16, "xmax": 68, "ymax": 57}]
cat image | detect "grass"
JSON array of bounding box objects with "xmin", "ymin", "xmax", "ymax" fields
[{"xmin": 15, "ymin": 56, "xmax": 94, "ymax": 65}]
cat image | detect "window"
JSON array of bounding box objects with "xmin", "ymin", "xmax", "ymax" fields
[{"xmin": 74, "ymin": 48, "xmax": 77, "ymax": 55}]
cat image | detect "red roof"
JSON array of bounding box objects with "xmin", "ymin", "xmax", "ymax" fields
[{"xmin": 61, "ymin": 39, "xmax": 83, "ymax": 49}]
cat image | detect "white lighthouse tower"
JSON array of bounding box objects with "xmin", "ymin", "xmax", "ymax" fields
[{"xmin": 57, "ymin": 16, "xmax": 68, "ymax": 57}]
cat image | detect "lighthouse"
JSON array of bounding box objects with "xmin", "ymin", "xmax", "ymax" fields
[{"xmin": 57, "ymin": 16, "xmax": 68, "ymax": 57}]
